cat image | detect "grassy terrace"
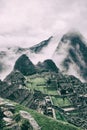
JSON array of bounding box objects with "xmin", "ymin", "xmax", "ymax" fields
[
  {"xmin": 0, "ymin": 97, "xmax": 81, "ymax": 130},
  {"xmin": 26, "ymin": 76, "xmax": 71, "ymax": 106},
  {"xmin": 55, "ymin": 110, "xmax": 66, "ymax": 121},
  {"xmin": 25, "ymin": 74, "xmax": 74, "ymax": 124},
  {"xmin": 26, "ymin": 75, "xmax": 71, "ymax": 101},
  {"xmin": 51, "ymin": 96, "xmax": 71, "ymax": 107},
  {"xmin": 15, "ymin": 104, "xmax": 82, "ymax": 130},
  {"xmin": 26, "ymin": 76, "xmax": 58, "ymax": 95}
]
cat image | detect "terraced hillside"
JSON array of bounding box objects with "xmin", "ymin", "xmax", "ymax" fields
[
  {"xmin": 0, "ymin": 71, "xmax": 44, "ymax": 110},
  {"xmin": 0, "ymin": 70, "xmax": 87, "ymax": 129},
  {"xmin": 0, "ymin": 97, "xmax": 81, "ymax": 130},
  {"xmin": 25, "ymin": 72, "xmax": 87, "ymax": 130}
]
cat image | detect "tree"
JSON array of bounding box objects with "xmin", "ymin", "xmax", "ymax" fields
[
  {"xmin": 21, "ymin": 119, "xmax": 33, "ymax": 130},
  {"xmin": 0, "ymin": 108, "xmax": 5, "ymax": 129}
]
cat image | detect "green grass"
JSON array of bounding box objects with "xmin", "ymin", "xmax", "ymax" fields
[
  {"xmin": 46, "ymin": 86, "xmax": 58, "ymax": 95},
  {"xmin": 25, "ymin": 75, "xmax": 73, "ymax": 125},
  {"xmin": 52, "ymin": 97, "xmax": 71, "ymax": 107},
  {"xmin": 55, "ymin": 110, "xmax": 66, "ymax": 121},
  {"xmin": 27, "ymin": 77, "xmax": 45, "ymax": 85},
  {"xmin": 26, "ymin": 77, "xmax": 58, "ymax": 95},
  {"xmin": 31, "ymin": 77, "xmax": 45, "ymax": 84},
  {"xmin": 26, "ymin": 77, "xmax": 45, "ymax": 88},
  {"xmin": 15, "ymin": 104, "xmax": 81, "ymax": 130},
  {"xmin": 1, "ymin": 97, "xmax": 81, "ymax": 130}
]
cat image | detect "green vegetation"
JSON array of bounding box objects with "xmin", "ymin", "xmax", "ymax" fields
[
  {"xmin": 13, "ymin": 113, "xmax": 21, "ymax": 122},
  {"xmin": 0, "ymin": 108, "xmax": 6, "ymax": 130},
  {"xmin": 21, "ymin": 119, "xmax": 33, "ymax": 130},
  {"xmin": 55, "ymin": 110, "xmax": 66, "ymax": 121},
  {"xmin": 13, "ymin": 113, "xmax": 33, "ymax": 130},
  {"xmin": 25, "ymin": 74, "xmax": 73, "ymax": 124},
  {"xmin": 26, "ymin": 76, "xmax": 58, "ymax": 95},
  {"xmin": 45, "ymin": 86, "xmax": 58, "ymax": 95},
  {"xmin": 52, "ymin": 96, "xmax": 71, "ymax": 107},
  {"xmin": 14, "ymin": 54, "xmax": 36, "ymax": 76},
  {"xmin": 15, "ymin": 104, "xmax": 81, "ymax": 130},
  {"xmin": 31, "ymin": 77, "xmax": 45, "ymax": 84}
]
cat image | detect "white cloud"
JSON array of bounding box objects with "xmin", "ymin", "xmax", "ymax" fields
[{"xmin": 0, "ymin": 0, "xmax": 87, "ymax": 47}]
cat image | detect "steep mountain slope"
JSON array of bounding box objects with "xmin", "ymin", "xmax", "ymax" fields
[
  {"xmin": 29, "ymin": 36, "xmax": 53, "ymax": 53},
  {"xmin": 53, "ymin": 31, "xmax": 87, "ymax": 82},
  {"xmin": 0, "ymin": 69, "xmax": 86, "ymax": 129},
  {"xmin": 0, "ymin": 71, "xmax": 43, "ymax": 110},
  {"xmin": 1, "ymin": 31, "xmax": 87, "ymax": 82},
  {"xmin": 0, "ymin": 36, "xmax": 57, "ymax": 80},
  {"xmin": 0, "ymin": 97, "xmax": 81, "ymax": 130},
  {"xmin": 0, "ymin": 59, "xmax": 87, "ymax": 129},
  {"xmin": 14, "ymin": 54, "xmax": 59, "ymax": 75},
  {"xmin": 14, "ymin": 54, "xmax": 36, "ymax": 76},
  {"xmin": 36, "ymin": 59, "xmax": 59, "ymax": 73}
]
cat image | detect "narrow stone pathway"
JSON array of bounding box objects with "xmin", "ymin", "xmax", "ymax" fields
[
  {"xmin": 50, "ymin": 96, "xmax": 56, "ymax": 119},
  {"xmin": 20, "ymin": 110, "xmax": 41, "ymax": 130}
]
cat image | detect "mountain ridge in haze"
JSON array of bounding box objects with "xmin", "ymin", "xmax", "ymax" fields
[
  {"xmin": 0, "ymin": 30, "xmax": 87, "ymax": 82},
  {"xmin": 53, "ymin": 31, "xmax": 87, "ymax": 82},
  {"xmin": 0, "ymin": 36, "xmax": 56, "ymax": 80},
  {"xmin": 29, "ymin": 36, "xmax": 53, "ymax": 53}
]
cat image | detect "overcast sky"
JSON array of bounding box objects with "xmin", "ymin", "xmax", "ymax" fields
[{"xmin": 0, "ymin": 0, "xmax": 87, "ymax": 47}]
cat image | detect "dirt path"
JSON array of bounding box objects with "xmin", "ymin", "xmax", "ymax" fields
[{"xmin": 20, "ymin": 110, "xmax": 41, "ymax": 130}]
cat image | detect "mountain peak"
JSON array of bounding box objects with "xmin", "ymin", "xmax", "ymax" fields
[
  {"xmin": 53, "ymin": 31, "xmax": 87, "ymax": 82},
  {"xmin": 14, "ymin": 54, "xmax": 36, "ymax": 76},
  {"xmin": 36, "ymin": 59, "xmax": 59, "ymax": 73},
  {"xmin": 61, "ymin": 30, "xmax": 86, "ymax": 47},
  {"xmin": 62, "ymin": 30, "xmax": 83, "ymax": 38}
]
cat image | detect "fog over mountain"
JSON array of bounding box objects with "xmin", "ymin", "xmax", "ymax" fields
[
  {"xmin": 0, "ymin": 0, "xmax": 87, "ymax": 82},
  {"xmin": 53, "ymin": 31, "xmax": 87, "ymax": 82},
  {"xmin": 0, "ymin": 37, "xmax": 58, "ymax": 80},
  {"xmin": 0, "ymin": 30, "xmax": 87, "ymax": 83},
  {"xmin": 0, "ymin": 0, "xmax": 87, "ymax": 47},
  {"xmin": 1, "ymin": 2, "xmax": 87, "ymax": 130}
]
